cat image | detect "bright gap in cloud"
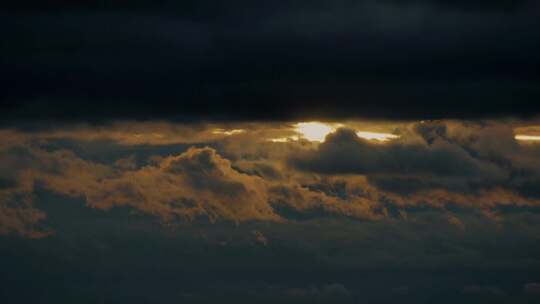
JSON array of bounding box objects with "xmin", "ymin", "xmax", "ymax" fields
[
  {"xmin": 515, "ymin": 134, "xmax": 540, "ymax": 141},
  {"xmin": 356, "ymin": 131, "xmax": 400, "ymax": 142},
  {"xmin": 294, "ymin": 122, "xmax": 337, "ymax": 142},
  {"xmin": 270, "ymin": 122, "xmax": 401, "ymax": 143}
]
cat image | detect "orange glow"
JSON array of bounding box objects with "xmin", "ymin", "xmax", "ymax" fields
[
  {"xmin": 270, "ymin": 136, "xmax": 299, "ymax": 143},
  {"xmin": 212, "ymin": 129, "xmax": 245, "ymax": 136},
  {"xmin": 356, "ymin": 131, "xmax": 399, "ymax": 142}
]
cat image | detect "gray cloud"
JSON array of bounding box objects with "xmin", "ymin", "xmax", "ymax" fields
[{"xmin": 291, "ymin": 127, "xmax": 505, "ymax": 179}]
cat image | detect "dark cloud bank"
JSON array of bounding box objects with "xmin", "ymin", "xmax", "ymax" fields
[{"xmin": 2, "ymin": 0, "xmax": 540, "ymax": 123}]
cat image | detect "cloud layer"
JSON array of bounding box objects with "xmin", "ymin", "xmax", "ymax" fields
[{"xmin": 2, "ymin": 119, "xmax": 540, "ymax": 237}]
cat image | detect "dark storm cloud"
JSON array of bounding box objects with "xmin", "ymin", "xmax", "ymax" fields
[
  {"xmin": 2, "ymin": 0, "xmax": 540, "ymax": 123},
  {"xmin": 291, "ymin": 128, "xmax": 504, "ymax": 179}
]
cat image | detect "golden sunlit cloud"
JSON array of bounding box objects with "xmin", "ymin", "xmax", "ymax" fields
[
  {"xmin": 212, "ymin": 129, "xmax": 246, "ymax": 136},
  {"xmin": 515, "ymin": 134, "xmax": 540, "ymax": 141},
  {"xmin": 294, "ymin": 122, "xmax": 337, "ymax": 142},
  {"xmin": 514, "ymin": 126, "xmax": 540, "ymax": 142},
  {"xmin": 356, "ymin": 131, "xmax": 399, "ymax": 142},
  {"xmin": 270, "ymin": 136, "xmax": 300, "ymax": 143}
]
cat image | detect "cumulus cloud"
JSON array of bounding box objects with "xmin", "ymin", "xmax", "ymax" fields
[
  {"xmin": 268, "ymin": 180, "xmax": 385, "ymax": 221},
  {"xmin": 0, "ymin": 142, "xmax": 385, "ymax": 237},
  {"xmin": 0, "ymin": 145, "xmax": 279, "ymax": 236},
  {"xmin": 286, "ymin": 121, "xmax": 540, "ymax": 218},
  {"xmin": 291, "ymin": 127, "xmax": 505, "ymax": 179},
  {"xmin": 2, "ymin": 120, "xmax": 540, "ymax": 238},
  {"xmin": 40, "ymin": 147, "xmax": 280, "ymax": 222}
]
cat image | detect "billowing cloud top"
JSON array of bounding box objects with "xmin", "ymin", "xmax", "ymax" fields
[
  {"xmin": 2, "ymin": 119, "xmax": 540, "ymax": 237},
  {"xmin": 3, "ymin": 119, "xmax": 540, "ymax": 304}
]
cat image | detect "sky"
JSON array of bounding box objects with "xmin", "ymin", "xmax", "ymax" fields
[{"xmin": 2, "ymin": 1, "xmax": 540, "ymax": 304}]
